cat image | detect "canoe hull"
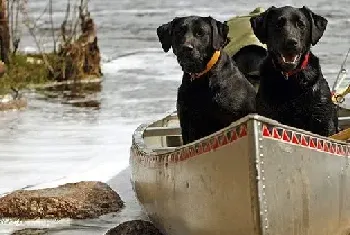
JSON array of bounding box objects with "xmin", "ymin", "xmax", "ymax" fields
[{"xmin": 130, "ymin": 114, "xmax": 350, "ymax": 235}]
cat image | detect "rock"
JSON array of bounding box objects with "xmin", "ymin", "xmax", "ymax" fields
[
  {"xmin": 105, "ymin": 220, "xmax": 164, "ymax": 235},
  {"xmin": 0, "ymin": 181, "xmax": 124, "ymax": 220},
  {"xmin": 11, "ymin": 228, "xmax": 48, "ymax": 235}
]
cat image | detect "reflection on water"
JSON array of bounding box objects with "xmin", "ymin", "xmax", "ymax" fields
[{"xmin": 35, "ymin": 81, "xmax": 102, "ymax": 109}]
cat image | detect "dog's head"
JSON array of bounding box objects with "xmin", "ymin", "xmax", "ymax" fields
[
  {"xmin": 157, "ymin": 16, "xmax": 229, "ymax": 73},
  {"xmin": 250, "ymin": 6, "xmax": 327, "ymax": 71}
]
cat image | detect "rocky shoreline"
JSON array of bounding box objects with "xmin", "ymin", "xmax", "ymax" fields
[
  {"xmin": 1, "ymin": 181, "xmax": 163, "ymax": 235},
  {"xmin": 0, "ymin": 181, "xmax": 123, "ymax": 220},
  {"xmin": 11, "ymin": 229, "xmax": 48, "ymax": 235}
]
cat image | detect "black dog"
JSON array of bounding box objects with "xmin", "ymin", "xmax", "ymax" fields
[
  {"xmin": 232, "ymin": 45, "xmax": 267, "ymax": 90},
  {"xmin": 157, "ymin": 16, "xmax": 256, "ymax": 144},
  {"xmin": 250, "ymin": 6, "xmax": 338, "ymax": 136}
]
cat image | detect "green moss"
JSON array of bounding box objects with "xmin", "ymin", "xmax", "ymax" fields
[{"xmin": 0, "ymin": 53, "xmax": 58, "ymax": 94}]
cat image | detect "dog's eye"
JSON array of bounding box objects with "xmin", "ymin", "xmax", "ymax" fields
[
  {"xmin": 296, "ymin": 20, "xmax": 305, "ymax": 28},
  {"xmin": 276, "ymin": 17, "xmax": 286, "ymax": 28},
  {"xmin": 194, "ymin": 29, "xmax": 204, "ymax": 37}
]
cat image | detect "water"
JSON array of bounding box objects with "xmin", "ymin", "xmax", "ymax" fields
[{"xmin": 1, "ymin": 0, "xmax": 350, "ymax": 234}]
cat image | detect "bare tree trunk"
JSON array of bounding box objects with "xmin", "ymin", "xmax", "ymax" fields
[
  {"xmin": 49, "ymin": 0, "xmax": 56, "ymax": 53},
  {"xmin": 0, "ymin": 0, "xmax": 10, "ymax": 63}
]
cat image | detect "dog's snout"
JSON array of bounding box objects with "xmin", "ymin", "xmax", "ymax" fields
[
  {"xmin": 286, "ymin": 38, "xmax": 297, "ymax": 48},
  {"xmin": 182, "ymin": 44, "xmax": 194, "ymax": 52}
]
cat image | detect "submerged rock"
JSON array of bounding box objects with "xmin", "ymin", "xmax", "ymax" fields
[
  {"xmin": 0, "ymin": 181, "xmax": 124, "ymax": 220},
  {"xmin": 11, "ymin": 228, "xmax": 48, "ymax": 235},
  {"xmin": 105, "ymin": 220, "xmax": 164, "ymax": 235}
]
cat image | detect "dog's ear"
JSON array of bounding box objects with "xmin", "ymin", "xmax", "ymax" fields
[
  {"xmin": 222, "ymin": 21, "xmax": 231, "ymax": 47},
  {"xmin": 156, "ymin": 18, "xmax": 182, "ymax": 53},
  {"xmin": 208, "ymin": 17, "xmax": 230, "ymax": 50},
  {"xmin": 249, "ymin": 6, "xmax": 275, "ymax": 44},
  {"xmin": 301, "ymin": 6, "xmax": 328, "ymax": 46}
]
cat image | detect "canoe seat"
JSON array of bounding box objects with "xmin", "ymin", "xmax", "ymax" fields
[
  {"xmin": 166, "ymin": 135, "xmax": 183, "ymax": 147},
  {"xmin": 338, "ymin": 116, "xmax": 350, "ymax": 125},
  {"xmin": 143, "ymin": 126, "xmax": 181, "ymax": 137}
]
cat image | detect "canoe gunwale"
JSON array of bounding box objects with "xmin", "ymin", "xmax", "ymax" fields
[{"xmin": 131, "ymin": 112, "xmax": 350, "ymax": 165}]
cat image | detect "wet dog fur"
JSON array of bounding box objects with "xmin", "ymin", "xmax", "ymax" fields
[
  {"xmin": 250, "ymin": 6, "xmax": 338, "ymax": 136},
  {"xmin": 232, "ymin": 45, "xmax": 267, "ymax": 89},
  {"xmin": 157, "ymin": 16, "xmax": 256, "ymax": 144}
]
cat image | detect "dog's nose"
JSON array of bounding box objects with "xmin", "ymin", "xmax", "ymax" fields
[
  {"xmin": 286, "ymin": 38, "xmax": 297, "ymax": 47},
  {"xmin": 182, "ymin": 44, "xmax": 194, "ymax": 52}
]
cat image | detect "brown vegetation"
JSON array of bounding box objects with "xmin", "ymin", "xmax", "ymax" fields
[
  {"xmin": 0, "ymin": 0, "xmax": 102, "ymax": 95},
  {"xmin": 51, "ymin": 5, "xmax": 102, "ymax": 81}
]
